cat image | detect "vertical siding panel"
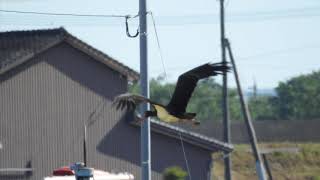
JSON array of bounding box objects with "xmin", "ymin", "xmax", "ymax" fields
[{"xmin": 1, "ymin": 42, "xmax": 212, "ymax": 180}]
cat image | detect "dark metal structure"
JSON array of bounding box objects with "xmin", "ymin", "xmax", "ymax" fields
[
  {"xmin": 218, "ymin": 0, "xmax": 232, "ymax": 179},
  {"xmin": 262, "ymin": 154, "xmax": 273, "ymax": 180},
  {"xmin": 217, "ymin": 0, "xmax": 267, "ymax": 177},
  {"xmin": 226, "ymin": 40, "xmax": 268, "ymax": 179},
  {"xmin": 138, "ymin": 0, "xmax": 151, "ymax": 179},
  {"xmin": 0, "ymin": 28, "xmax": 233, "ymax": 180}
]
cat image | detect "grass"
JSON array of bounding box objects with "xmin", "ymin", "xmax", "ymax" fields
[{"xmin": 212, "ymin": 143, "xmax": 320, "ymax": 180}]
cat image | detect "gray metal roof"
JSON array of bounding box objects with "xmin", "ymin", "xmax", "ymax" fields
[
  {"xmin": 0, "ymin": 27, "xmax": 139, "ymax": 81},
  {"xmin": 131, "ymin": 118, "xmax": 233, "ymax": 153}
]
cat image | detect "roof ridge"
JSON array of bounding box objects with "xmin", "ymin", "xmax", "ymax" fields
[
  {"xmin": 0, "ymin": 27, "xmax": 139, "ymax": 81},
  {"xmin": 0, "ymin": 27, "xmax": 65, "ymax": 36}
]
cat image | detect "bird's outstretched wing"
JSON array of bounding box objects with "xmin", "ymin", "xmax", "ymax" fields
[
  {"xmin": 112, "ymin": 93, "xmax": 153, "ymax": 111},
  {"xmin": 166, "ymin": 62, "xmax": 230, "ymax": 114}
]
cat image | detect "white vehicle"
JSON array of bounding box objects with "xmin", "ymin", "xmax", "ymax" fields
[{"xmin": 44, "ymin": 163, "xmax": 134, "ymax": 180}]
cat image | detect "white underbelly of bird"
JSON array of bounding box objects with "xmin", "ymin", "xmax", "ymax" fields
[{"xmin": 153, "ymin": 105, "xmax": 179, "ymax": 123}]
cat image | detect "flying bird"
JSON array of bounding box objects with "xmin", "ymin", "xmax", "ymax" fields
[{"xmin": 113, "ymin": 62, "xmax": 229, "ymax": 125}]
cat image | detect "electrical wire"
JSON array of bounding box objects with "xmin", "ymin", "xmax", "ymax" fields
[
  {"xmin": 1, "ymin": 7, "xmax": 320, "ymax": 26},
  {"xmin": 148, "ymin": 44, "xmax": 320, "ymax": 74},
  {"xmin": 149, "ymin": 11, "xmax": 192, "ymax": 178},
  {"xmin": 225, "ymin": 0, "xmax": 231, "ymax": 9},
  {"xmin": 237, "ymin": 44, "xmax": 320, "ymax": 62},
  {"xmin": 179, "ymin": 132, "xmax": 192, "ymax": 180},
  {"xmin": 2, "ymin": 6, "xmax": 319, "ymax": 18},
  {"xmin": 0, "ymin": 9, "xmax": 134, "ymax": 18},
  {"xmin": 148, "ymin": 12, "xmax": 169, "ymax": 83}
]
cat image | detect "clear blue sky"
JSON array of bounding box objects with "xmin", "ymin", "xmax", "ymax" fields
[{"xmin": 1, "ymin": 0, "xmax": 320, "ymax": 89}]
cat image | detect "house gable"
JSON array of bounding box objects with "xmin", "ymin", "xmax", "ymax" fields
[
  {"xmin": 0, "ymin": 41, "xmax": 130, "ymax": 179},
  {"xmin": 0, "ymin": 28, "xmax": 232, "ymax": 180},
  {"xmin": 0, "ymin": 28, "xmax": 139, "ymax": 81}
]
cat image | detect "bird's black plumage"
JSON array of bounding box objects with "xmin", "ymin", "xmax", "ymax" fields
[
  {"xmin": 166, "ymin": 62, "xmax": 228, "ymax": 116},
  {"xmin": 113, "ymin": 62, "xmax": 229, "ymax": 124}
]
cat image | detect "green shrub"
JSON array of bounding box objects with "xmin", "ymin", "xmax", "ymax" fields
[
  {"xmin": 311, "ymin": 175, "xmax": 320, "ymax": 180},
  {"xmin": 163, "ymin": 166, "xmax": 187, "ymax": 180}
]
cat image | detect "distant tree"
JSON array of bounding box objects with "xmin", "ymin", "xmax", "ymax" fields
[
  {"xmin": 130, "ymin": 75, "xmax": 290, "ymax": 122},
  {"xmin": 149, "ymin": 76, "xmax": 175, "ymax": 106},
  {"xmin": 228, "ymin": 88, "xmax": 243, "ymax": 121},
  {"xmin": 275, "ymin": 70, "xmax": 320, "ymax": 120},
  {"xmin": 248, "ymin": 96, "xmax": 279, "ymax": 120}
]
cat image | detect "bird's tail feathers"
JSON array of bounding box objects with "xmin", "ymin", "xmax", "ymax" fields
[{"xmin": 112, "ymin": 93, "xmax": 137, "ymax": 111}]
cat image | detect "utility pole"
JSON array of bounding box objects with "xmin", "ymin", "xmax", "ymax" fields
[
  {"xmin": 217, "ymin": 0, "xmax": 267, "ymax": 178},
  {"xmin": 139, "ymin": 0, "xmax": 151, "ymax": 179},
  {"xmin": 219, "ymin": 0, "xmax": 232, "ymax": 179},
  {"xmin": 225, "ymin": 40, "xmax": 268, "ymax": 180}
]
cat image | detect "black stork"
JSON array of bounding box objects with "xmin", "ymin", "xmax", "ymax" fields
[{"xmin": 113, "ymin": 62, "xmax": 229, "ymax": 125}]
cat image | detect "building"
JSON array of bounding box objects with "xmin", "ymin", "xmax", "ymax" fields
[{"xmin": 0, "ymin": 28, "xmax": 233, "ymax": 180}]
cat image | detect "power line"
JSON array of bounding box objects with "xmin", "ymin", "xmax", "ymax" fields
[
  {"xmin": 149, "ymin": 12, "xmax": 169, "ymax": 83},
  {"xmin": 179, "ymin": 132, "xmax": 192, "ymax": 180},
  {"xmin": 148, "ymin": 11, "xmax": 192, "ymax": 179},
  {"xmin": 148, "ymin": 44, "xmax": 320, "ymax": 74},
  {"xmin": 2, "ymin": 6, "xmax": 320, "ymax": 18},
  {"xmin": 0, "ymin": 9, "xmax": 138, "ymax": 18},
  {"xmin": 145, "ymin": 7, "xmax": 320, "ymax": 26},
  {"xmin": 1, "ymin": 7, "xmax": 320, "ymax": 26},
  {"xmin": 237, "ymin": 45, "xmax": 320, "ymax": 62},
  {"xmin": 232, "ymin": 6, "xmax": 320, "ymax": 17},
  {"xmin": 225, "ymin": 0, "xmax": 231, "ymax": 9},
  {"xmin": 152, "ymin": 64, "xmax": 320, "ymax": 73}
]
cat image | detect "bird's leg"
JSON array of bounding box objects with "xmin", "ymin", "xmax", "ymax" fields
[
  {"xmin": 134, "ymin": 111, "xmax": 156, "ymax": 124},
  {"xmin": 144, "ymin": 110, "xmax": 157, "ymax": 118}
]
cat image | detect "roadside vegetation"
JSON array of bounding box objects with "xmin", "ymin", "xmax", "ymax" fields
[{"xmin": 212, "ymin": 143, "xmax": 320, "ymax": 180}]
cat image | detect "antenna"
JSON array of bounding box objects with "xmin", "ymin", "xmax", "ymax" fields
[{"xmin": 83, "ymin": 124, "xmax": 87, "ymax": 167}]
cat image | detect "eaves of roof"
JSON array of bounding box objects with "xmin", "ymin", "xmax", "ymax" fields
[{"xmin": 131, "ymin": 118, "xmax": 233, "ymax": 153}]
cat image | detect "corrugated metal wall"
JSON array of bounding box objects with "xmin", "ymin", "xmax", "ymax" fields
[
  {"xmin": 180, "ymin": 120, "xmax": 320, "ymax": 144},
  {"xmin": 0, "ymin": 42, "xmax": 212, "ymax": 180}
]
